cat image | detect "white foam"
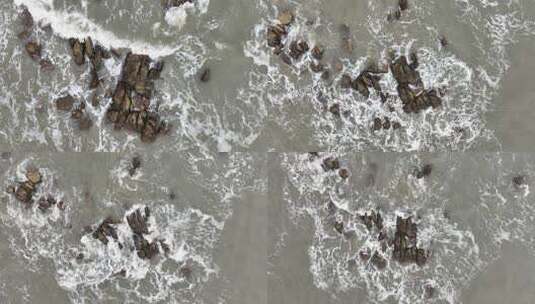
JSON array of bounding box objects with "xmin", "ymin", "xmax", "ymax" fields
[
  {"xmin": 14, "ymin": 0, "xmax": 180, "ymax": 57},
  {"xmin": 165, "ymin": 4, "xmax": 194, "ymax": 30}
]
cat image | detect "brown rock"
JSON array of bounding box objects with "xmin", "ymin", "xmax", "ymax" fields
[
  {"xmin": 25, "ymin": 41, "xmax": 42, "ymax": 60},
  {"xmin": 278, "ymin": 10, "xmax": 294, "ymax": 26}
]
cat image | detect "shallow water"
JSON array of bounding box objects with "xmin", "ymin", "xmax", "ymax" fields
[{"xmin": 2, "ymin": 0, "xmax": 535, "ymax": 303}]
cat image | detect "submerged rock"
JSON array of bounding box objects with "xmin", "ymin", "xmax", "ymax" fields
[
  {"xmin": 322, "ymin": 157, "xmax": 340, "ymax": 171},
  {"xmin": 278, "ymin": 10, "xmax": 294, "ymax": 26},
  {"xmin": 127, "ymin": 207, "xmax": 150, "ymax": 235},
  {"xmin": 128, "ymin": 156, "xmax": 142, "ymax": 176},
  {"xmin": 199, "ymin": 68, "xmax": 210, "ymax": 82},
  {"xmin": 416, "ymin": 164, "xmax": 433, "ymax": 179},
  {"xmin": 10, "ymin": 168, "xmax": 42, "ymax": 206}
]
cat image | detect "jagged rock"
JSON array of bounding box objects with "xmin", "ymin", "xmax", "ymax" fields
[
  {"xmin": 19, "ymin": 6, "xmax": 34, "ymax": 29},
  {"xmin": 360, "ymin": 210, "xmax": 383, "ymax": 230},
  {"xmin": 127, "ymin": 207, "xmax": 150, "ymax": 235},
  {"xmin": 310, "ymin": 62, "xmax": 324, "ymax": 73},
  {"xmin": 68, "ymin": 38, "xmax": 85, "ymax": 65},
  {"xmin": 77, "ymin": 115, "xmax": 93, "ymax": 130},
  {"xmin": 278, "ymin": 10, "xmax": 294, "ymax": 26},
  {"xmin": 199, "ymin": 68, "xmax": 210, "ymax": 82},
  {"xmin": 288, "ymin": 40, "xmax": 309, "ymax": 60},
  {"xmin": 133, "ymin": 234, "xmax": 159, "ymax": 259},
  {"xmin": 322, "ymin": 157, "xmax": 340, "ymax": 171},
  {"xmin": 106, "ymin": 53, "xmax": 166, "ymax": 142},
  {"xmin": 311, "ymin": 45, "xmax": 323, "ymax": 60},
  {"xmin": 89, "ymin": 67, "xmax": 100, "ymax": 89},
  {"xmin": 26, "ymin": 168, "xmax": 42, "ymax": 185},
  {"xmin": 439, "ymin": 35, "xmax": 448, "ymax": 47},
  {"xmin": 372, "ymin": 117, "xmax": 382, "ymax": 131},
  {"xmin": 25, "ymin": 41, "xmax": 41, "ymax": 60},
  {"xmin": 392, "ymin": 216, "xmax": 428, "ymax": 266},
  {"xmin": 92, "ymin": 217, "xmax": 120, "ymax": 245},
  {"xmin": 382, "ymin": 117, "xmax": 391, "ymax": 129},
  {"xmin": 393, "ymin": 122, "xmax": 402, "ymax": 130},
  {"xmin": 148, "ymin": 61, "xmax": 165, "ymax": 80},
  {"xmin": 267, "ymin": 24, "xmax": 287, "ymax": 48},
  {"xmin": 128, "ymin": 156, "xmax": 141, "ymax": 176}
]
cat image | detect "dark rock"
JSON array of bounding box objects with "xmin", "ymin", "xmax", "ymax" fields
[
  {"xmin": 439, "ymin": 35, "xmax": 448, "ymax": 47},
  {"xmin": 39, "ymin": 58, "xmax": 54, "ymax": 71},
  {"xmin": 148, "ymin": 61, "xmax": 165, "ymax": 80},
  {"xmin": 382, "ymin": 117, "xmax": 391, "ymax": 130},
  {"xmin": 77, "ymin": 115, "xmax": 93, "ymax": 130},
  {"xmin": 68, "ymin": 38, "xmax": 85, "ymax": 65},
  {"xmin": 416, "ymin": 164, "xmax": 432, "ymax": 179},
  {"xmin": 133, "ymin": 234, "xmax": 159, "ymax": 259},
  {"xmin": 399, "ymin": 0, "xmax": 408, "ymax": 11},
  {"xmin": 392, "ymin": 216, "xmax": 428, "ymax": 266},
  {"xmin": 311, "ymin": 45, "xmax": 324, "ymax": 60},
  {"xmin": 371, "ymin": 252, "xmax": 387, "ymax": 269},
  {"xmin": 19, "ymin": 6, "xmax": 34, "ymax": 29},
  {"xmin": 339, "ymin": 168, "xmax": 350, "ymax": 179},
  {"xmin": 334, "ymin": 221, "xmax": 344, "ymax": 234},
  {"xmin": 288, "ymin": 40, "xmax": 309, "ymax": 60},
  {"xmin": 89, "ymin": 67, "xmax": 100, "ymax": 89},
  {"xmin": 393, "ymin": 121, "xmax": 402, "ymax": 130},
  {"xmin": 513, "ymin": 175, "xmax": 526, "ymax": 187},
  {"xmin": 37, "ymin": 195, "xmax": 56, "ymax": 212},
  {"xmin": 360, "ymin": 210, "xmax": 383, "ymax": 230},
  {"xmin": 372, "ymin": 117, "xmax": 382, "ymax": 131},
  {"xmin": 267, "ymin": 25, "xmax": 287, "ymax": 48},
  {"xmin": 84, "ymin": 37, "xmax": 94, "ymax": 59},
  {"xmin": 199, "ymin": 68, "xmax": 210, "ymax": 82},
  {"xmin": 25, "ymin": 41, "xmax": 42, "ymax": 60},
  {"xmin": 92, "ymin": 217, "xmax": 120, "ymax": 245},
  {"xmin": 128, "ymin": 156, "xmax": 142, "ymax": 176},
  {"xmin": 310, "ymin": 62, "xmax": 324, "ymax": 73},
  {"xmin": 329, "ymin": 103, "xmax": 340, "ymax": 117},
  {"xmin": 322, "ymin": 157, "xmax": 340, "ymax": 171},
  {"xmin": 339, "ymin": 74, "xmax": 352, "ymax": 89},
  {"xmin": 127, "ymin": 208, "xmax": 150, "ymax": 235}
]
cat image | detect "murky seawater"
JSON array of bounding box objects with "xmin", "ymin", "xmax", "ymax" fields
[{"xmin": 1, "ymin": 0, "xmax": 535, "ymax": 303}]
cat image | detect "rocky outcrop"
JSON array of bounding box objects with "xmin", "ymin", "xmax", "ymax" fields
[
  {"xmin": 6, "ymin": 168, "xmax": 42, "ymax": 207},
  {"xmin": 392, "ymin": 216, "xmax": 428, "ymax": 266},
  {"xmin": 127, "ymin": 207, "xmax": 160, "ymax": 259},
  {"xmin": 92, "ymin": 216, "xmax": 121, "ymax": 245},
  {"xmin": 390, "ymin": 54, "xmax": 443, "ymax": 114},
  {"xmin": 106, "ymin": 53, "xmax": 168, "ymax": 142}
]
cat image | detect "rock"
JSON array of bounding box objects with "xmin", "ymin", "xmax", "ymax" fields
[
  {"xmin": 127, "ymin": 208, "xmax": 150, "ymax": 235},
  {"xmin": 424, "ymin": 284, "xmax": 436, "ymax": 298},
  {"xmin": 372, "ymin": 117, "xmax": 382, "ymax": 131},
  {"xmin": 26, "ymin": 169, "xmax": 41, "ymax": 185},
  {"xmin": 339, "ymin": 168, "xmax": 350, "ymax": 179},
  {"xmin": 390, "ymin": 56, "xmax": 422, "ymax": 86},
  {"xmin": 128, "ymin": 156, "xmax": 142, "ymax": 176},
  {"xmin": 288, "ymin": 40, "xmax": 309, "ymax": 60},
  {"xmin": 267, "ymin": 25, "xmax": 286, "ymax": 48},
  {"xmin": 39, "ymin": 58, "xmax": 54, "ymax": 71},
  {"xmin": 37, "ymin": 195, "xmax": 56, "ymax": 212},
  {"xmin": 310, "ymin": 62, "xmax": 324, "ymax": 73},
  {"xmin": 339, "ymin": 24, "xmax": 352, "ymax": 53},
  {"xmin": 513, "ymin": 175, "xmax": 526, "ymax": 187},
  {"xmin": 329, "ymin": 103, "xmax": 340, "ymax": 117},
  {"xmin": 334, "ymin": 221, "xmax": 344, "ymax": 234},
  {"xmin": 339, "ymin": 74, "xmax": 352, "ymax": 89},
  {"xmin": 371, "ymin": 252, "xmax": 387, "ymax": 269},
  {"xmin": 106, "ymin": 53, "xmax": 165, "ymax": 142},
  {"xmin": 439, "ymin": 35, "xmax": 448, "ymax": 47},
  {"xmin": 148, "ymin": 61, "xmax": 165, "ymax": 80},
  {"xmin": 382, "ymin": 117, "xmax": 391, "ymax": 129},
  {"xmin": 393, "ymin": 122, "xmax": 401, "ymax": 130},
  {"xmin": 311, "ymin": 45, "xmax": 324, "ymax": 60},
  {"xmin": 84, "ymin": 37, "xmax": 94, "ymax": 59},
  {"xmin": 133, "ymin": 234, "xmax": 159, "ymax": 259},
  {"xmin": 89, "ymin": 67, "xmax": 100, "ymax": 89},
  {"xmin": 278, "ymin": 10, "xmax": 294, "ymax": 26},
  {"xmin": 25, "ymin": 41, "xmax": 42, "ymax": 60},
  {"xmin": 399, "ymin": 0, "xmax": 408, "ymax": 11},
  {"xmin": 360, "ymin": 211, "xmax": 383, "ymax": 230},
  {"xmin": 416, "ymin": 164, "xmax": 432, "ymax": 179},
  {"xmin": 322, "ymin": 157, "xmax": 340, "ymax": 171},
  {"xmin": 199, "ymin": 68, "xmax": 210, "ymax": 82},
  {"xmin": 392, "ymin": 216, "xmax": 428, "ymax": 266},
  {"xmin": 15, "ymin": 183, "xmax": 33, "ymax": 204},
  {"xmin": 68, "ymin": 38, "xmax": 85, "ymax": 65},
  {"xmin": 92, "ymin": 216, "xmax": 120, "ymax": 245},
  {"xmin": 19, "ymin": 6, "xmax": 34, "ymax": 29}
]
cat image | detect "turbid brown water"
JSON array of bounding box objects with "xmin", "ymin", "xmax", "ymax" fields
[{"xmin": 2, "ymin": 0, "xmax": 535, "ymax": 303}]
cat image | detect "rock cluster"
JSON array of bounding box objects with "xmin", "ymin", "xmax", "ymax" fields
[
  {"xmin": 321, "ymin": 156, "xmax": 350, "ymax": 179},
  {"xmin": 92, "ymin": 216, "xmax": 121, "ymax": 245},
  {"xmin": 390, "ymin": 54, "xmax": 442, "ymax": 114},
  {"xmin": 17, "ymin": 6, "xmax": 54, "ymax": 71},
  {"xmin": 68, "ymin": 36, "xmax": 111, "ymax": 87},
  {"xmin": 54, "ymin": 94, "xmax": 93, "ymax": 130},
  {"xmin": 127, "ymin": 207, "xmax": 162, "ymax": 259},
  {"xmin": 106, "ymin": 53, "xmax": 168, "ymax": 142},
  {"xmin": 266, "ymin": 10, "xmax": 315, "ymax": 66},
  {"xmin": 392, "ymin": 216, "xmax": 428, "ymax": 266},
  {"xmin": 6, "ymin": 168, "xmax": 42, "ymax": 207},
  {"xmin": 37, "ymin": 195, "xmax": 64, "ymax": 212}
]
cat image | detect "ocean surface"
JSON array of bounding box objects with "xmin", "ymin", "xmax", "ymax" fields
[{"xmin": 1, "ymin": 0, "xmax": 535, "ymax": 303}]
